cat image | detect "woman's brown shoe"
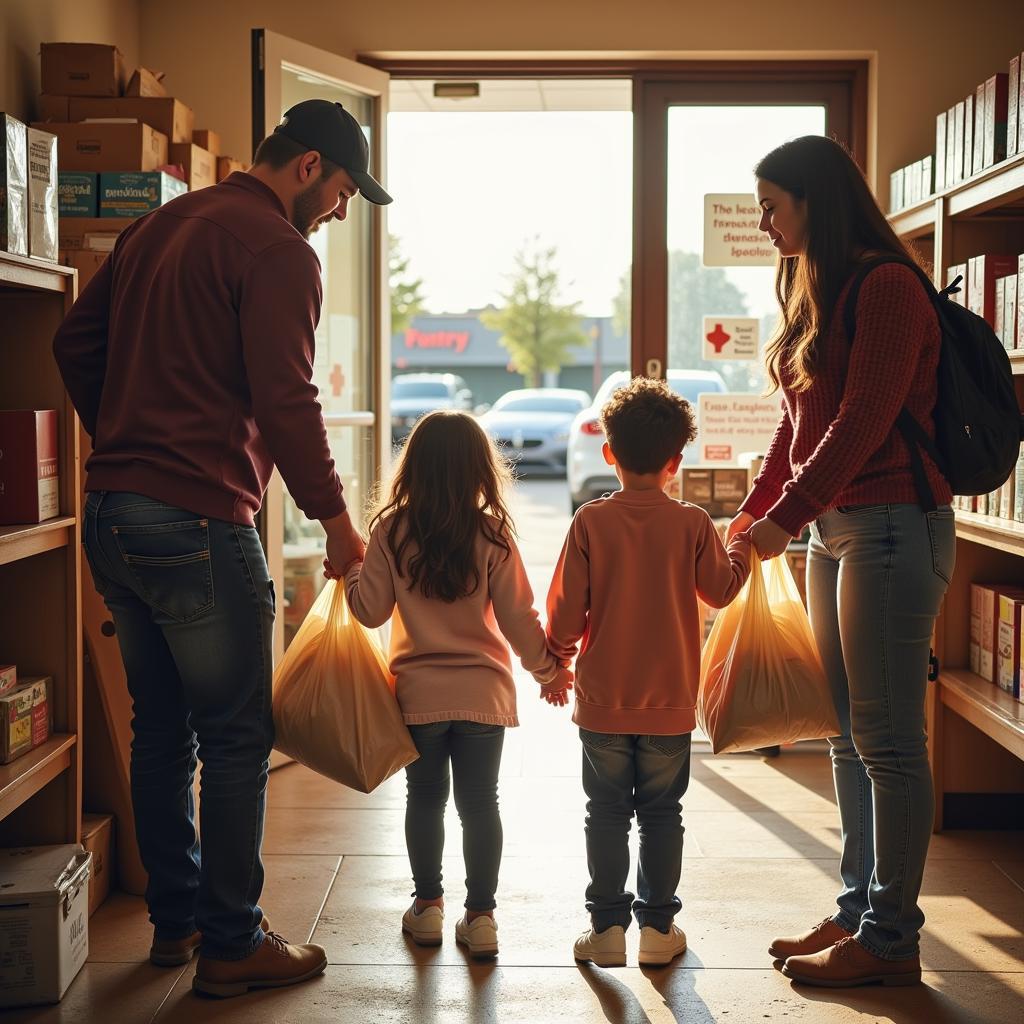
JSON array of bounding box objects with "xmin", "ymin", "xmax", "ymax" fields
[
  {"xmin": 768, "ymin": 917, "xmax": 853, "ymax": 960},
  {"xmin": 782, "ymin": 936, "xmax": 922, "ymax": 988},
  {"xmin": 192, "ymin": 931, "xmax": 327, "ymax": 998}
]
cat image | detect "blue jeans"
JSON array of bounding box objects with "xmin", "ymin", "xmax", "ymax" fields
[
  {"xmin": 405, "ymin": 721, "xmax": 505, "ymax": 912},
  {"xmin": 83, "ymin": 491, "xmax": 274, "ymax": 960},
  {"xmin": 808, "ymin": 503, "xmax": 955, "ymax": 961},
  {"xmin": 580, "ymin": 729, "xmax": 692, "ymax": 933}
]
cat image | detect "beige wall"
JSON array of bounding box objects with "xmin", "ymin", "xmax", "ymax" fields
[
  {"xmin": 1, "ymin": 0, "xmax": 139, "ymax": 120},
  {"xmin": 137, "ymin": 0, "xmax": 1024, "ymax": 194}
]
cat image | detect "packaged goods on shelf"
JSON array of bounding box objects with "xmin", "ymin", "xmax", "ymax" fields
[
  {"xmin": 953, "ymin": 100, "xmax": 966, "ymax": 184},
  {"xmin": 1, "ymin": 113, "xmax": 28, "ymax": 256},
  {"xmin": 1001, "ymin": 469, "xmax": 1016, "ymax": 520},
  {"xmin": 0, "ymin": 665, "xmax": 16, "ymax": 695},
  {"xmin": 997, "ymin": 593, "xmax": 1024, "ymax": 698},
  {"xmin": 964, "ymin": 92, "xmax": 975, "ymax": 178},
  {"xmin": 974, "ymin": 83, "xmax": 986, "ymax": 174},
  {"xmin": 1018, "ymin": 255, "xmax": 1024, "ymax": 348},
  {"xmin": 1010, "ymin": 54, "xmax": 1021, "ymax": 160},
  {"xmin": 974, "ymin": 584, "xmax": 1024, "ymax": 683},
  {"xmin": 970, "ymin": 583, "xmax": 984, "ymax": 674},
  {"xmin": 57, "ymin": 172, "xmax": 98, "ymax": 216},
  {"xmin": 99, "ymin": 171, "xmax": 186, "ymax": 217},
  {"xmin": 27, "ymin": 128, "xmax": 57, "ymax": 262},
  {"xmin": 34, "ymin": 122, "xmax": 167, "ymax": 173},
  {"xmin": 0, "ymin": 410, "xmax": 58, "ymax": 525},
  {"xmin": 1015, "ymin": 445, "xmax": 1024, "ymax": 522},
  {"xmin": 1003, "ymin": 271, "xmax": 1018, "ymax": 351},
  {"xmin": 711, "ymin": 468, "xmax": 749, "ymax": 517},
  {"xmin": 0, "ymin": 676, "xmax": 52, "ymax": 764},
  {"xmin": 983, "ymin": 72, "xmax": 1010, "ymax": 168},
  {"xmin": 935, "ymin": 112, "xmax": 947, "ymax": 191},
  {"xmin": 41, "ymin": 42, "xmax": 124, "ymax": 97},
  {"xmin": 968, "ymin": 254, "xmax": 1018, "ymax": 325},
  {"xmin": 889, "ymin": 168, "xmax": 904, "ymax": 213}
]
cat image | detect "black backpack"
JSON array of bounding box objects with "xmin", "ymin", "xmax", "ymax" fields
[{"xmin": 843, "ymin": 256, "xmax": 1024, "ymax": 511}]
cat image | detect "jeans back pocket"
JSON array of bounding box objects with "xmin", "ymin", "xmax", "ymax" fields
[
  {"xmin": 113, "ymin": 519, "xmax": 214, "ymax": 623},
  {"xmin": 925, "ymin": 508, "xmax": 956, "ymax": 585}
]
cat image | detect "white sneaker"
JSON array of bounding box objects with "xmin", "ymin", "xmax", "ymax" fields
[
  {"xmin": 638, "ymin": 924, "xmax": 687, "ymax": 967},
  {"xmin": 455, "ymin": 914, "xmax": 499, "ymax": 958},
  {"xmin": 574, "ymin": 925, "xmax": 627, "ymax": 968},
  {"xmin": 402, "ymin": 902, "xmax": 443, "ymax": 946}
]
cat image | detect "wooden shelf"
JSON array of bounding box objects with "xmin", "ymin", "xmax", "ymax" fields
[
  {"xmin": 0, "ymin": 734, "xmax": 76, "ymax": 822},
  {"xmin": 938, "ymin": 669, "xmax": 1024, "ymax": 761},
  {"xmin": 954, "ymin": 511, "xmax": 1024, "ymax": 558},
  {"xmin": 0, "ymin": 251, "xmax": 74, "ymax": 293},
  {"xmin": 0, "ymin": 516, "xmax": 76, "ymax": 567},
  {"xmin": 889, "ymin": 198, "xmax": 937, "ymax": 239},
  {"xmin": 947, "ymin": 151, "xmax": 1024, "ymax": 220},
  {"xmin": 1011, "ymin": 351, "xmax": 1024, "ymax": 377}
]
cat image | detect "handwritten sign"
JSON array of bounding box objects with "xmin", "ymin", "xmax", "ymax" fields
[
  {"xmin": 703, "ymin": 193, "xmax": 775, "ymax": 267},
  {"xmin": 697, "ymin": 393, "xmax": 784, "ymax": 463}
]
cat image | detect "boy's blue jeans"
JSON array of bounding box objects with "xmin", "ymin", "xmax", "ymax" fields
[
  {"xmin": 82, "ymin": 491, "xmax": 273, "ymax": 961},
  {"xmin": 580, "ymin": 729, "xmax": 692, "ymax": 933}
]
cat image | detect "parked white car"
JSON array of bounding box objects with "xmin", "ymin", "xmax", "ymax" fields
[{"xmin": 567, "ymin": 369, "xmax": 728, "ymax": 511}]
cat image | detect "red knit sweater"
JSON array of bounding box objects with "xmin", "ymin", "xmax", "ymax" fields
[{"xmin": 739, "ymin": 262, "xmax": 952, "ymax": 536}]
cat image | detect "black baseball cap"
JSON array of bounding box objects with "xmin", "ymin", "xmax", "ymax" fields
[{"xmin": 274, "ymin": 98, "xmax": 392, "ymax": 206}]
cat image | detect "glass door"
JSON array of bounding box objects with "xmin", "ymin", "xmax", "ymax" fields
[{"xmin": 252, "ymin": 30, "xmax": 390, "ymax": 661}]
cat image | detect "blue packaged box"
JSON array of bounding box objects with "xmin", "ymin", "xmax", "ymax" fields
[
  {"xmin": 99, "ymin": 171, "xmax": 187, "ymax": 218},
  {"xmin": 57, "ymin": 172, "xmax": 97, "ymax": 217}
]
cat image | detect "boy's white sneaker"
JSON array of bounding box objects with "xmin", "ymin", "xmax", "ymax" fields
[
  {"xmin": 455, "ymin": 914, "xmax": 499, "ymax": 958},
  {"xmin": 574, "ymin": 925, "xmax": 627, "ymax": 968},
  {"xmin": 402, "ymin": 902, "xmax": 443, "ymax": 946},
  {"xmin": 638, "ymin": 924, "xmax": 687, "ymax": 967}
]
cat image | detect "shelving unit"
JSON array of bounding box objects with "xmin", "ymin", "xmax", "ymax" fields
[
  {"xmin": 0, "ymin": 251, "xmax": 82, "ymax": 847},
  {"xmin": 889, "ymin": 149, "xmax": 1024, "ymax": 830}
]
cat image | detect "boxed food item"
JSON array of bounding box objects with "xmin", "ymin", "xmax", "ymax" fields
[
  {"xmin": 41, "ymin": 42, "xmax": 124, "ymax": 97},
  {"xmin": 964, "ymin": 92, "xmax": 974, "ymax": 178},
  {"xmin": 69, "ymin": 97, "xmax": 194, "ymax": 145},
  {"xmin": 1002, "ymin": 465, "xmax": 1016, "ymax": 520},
  {"xmin": 168, "ymin": 142, "xmax": 215, "ymax": 191},
  {"xmin": 192, "ymin": 129, "xmax": 221, "ymax": 155},
  {"xmin": 934, "ymin": 112, "xmax": 947, "ymax": 193},
  {"xmin": 59, "ymin": 215, "xmax": 132, "ymax": 252},
  {"xmin": 997, "ymin": 593, "xmax": 1024, "ymax": 697},
  {"xmin": 922, "ymin": 155, "xmax": 933, "ymax": 198},
  {"xmin": 712, "ymin": 468, "xmax": 749, "ymax": 517},
  {"xmin": 952, "ymin": 100, "xmax": 966, "ymax": 184},
  {"xmin": 0, "ymin": 666, "xmax": 16, "ymax": 695},
  {"xmin": 995, "ymin": 277, "xmax": 1006, "ymax": 343},
  {"xmin": 34, "ymin": 122, "xmax": 168, "ymax": 173},
  {"xmin": 0, "ymin": 845, "xmax": 90, "ymax": 1006},
  {"xmin": 99, "ymin": 171, "xmax": 186, "ymax": 217},
  {"xmin": 1005, "ymin": 272, "xmax": 1018, "ymax": 351},
  {"xmin": 1015, "ymin": 445, "xmax": 1024, "ymax": 523},
  {"xmin": 79, "ymin": 815, "xmax": 114, "ymax": 916},
  {"xmin": 216, "ymin": 156, "xmax": 245, "ymax": 181},
  {"xmin": 975, "ymin": 585, "xmax": 1024, "ymax": 682},
  {"xmin": 681, "ymin": 468, "xmax": 713, "ymax": 509},
  {"xmin": 984, "ymin": 72, "xmax": 1010, "ymax": 168},
  {"xmin": 1, "ymin": 113, "xmax": 28, "ymax": 256},
  {"xmin": 1018, "ymin": 254, "xmax": 1024, "ymax": 349},
  {"xmin": 36, "ymin": 96, "xmax": 70, "ymax": 122},
  {"xmin": 974, "ymin": 83, "xmax": 986, "ymax": 175},
  {"xmin": 125, "ymin": 67, "xmax": 167, "ymax": 98},
  {"xmin": 27, "ymin": 128, "xmax": 57, "ymax": 262},
  {"xmin": 945, "ymin": 104, "xmax": 957, "ymax": 188},
  {"xmin": 57, "ymin": 172, "xmax": 98, "ymax": 216},
  {"xmin": 68, "ymin": 249, "xmax": 108, "ymax": 291},
  {"xmin": 0, "ymin": 410, "xmax": 58, "ymax": 525},
  {"xmin": 1010, "ymin": 54, "xmax": 1020, "ymax": 160},
  {"xmin": 969, "ymin": 583, "xmax": 983, "ymax": 675},
  {"xmin": 0, "ymin": 676, "xmax": 52, "ymax": 764},
  {"xmin": 968, "ymin": 254, "xmax": 1018, "ymax": 326}
]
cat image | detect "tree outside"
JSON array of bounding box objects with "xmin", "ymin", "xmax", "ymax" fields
[
  {"xmin": 389, "ymin": 234, "xmax": 426, "ymax": 336},
  {"xmin": 482, "ymin": 242, "xmax": 588, "ymax": 388}
]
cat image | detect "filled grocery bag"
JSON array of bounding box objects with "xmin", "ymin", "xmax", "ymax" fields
[
  {"xmin": 272, "ymin": 579, "xmax": 418, "ymax": 792},
  {"xmin": 698, "ymin": 555, "xmax": 840, "ymax": 754}
]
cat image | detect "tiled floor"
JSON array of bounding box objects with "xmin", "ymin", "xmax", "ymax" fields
[{"xmin": 11, "ymin": 482, "xmax": 1024, "ymax": 1022}]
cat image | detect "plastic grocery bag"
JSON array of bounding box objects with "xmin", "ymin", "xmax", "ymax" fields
[
  {"xmin": 272, "ymin": 579, "xmax": 418, "ymax": 792},
  {"xmin": 698, "ymin": 555, "xmax": 840, "ymax": 754}
]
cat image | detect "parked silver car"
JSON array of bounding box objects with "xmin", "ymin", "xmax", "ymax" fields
[
  {"xmin": 478, "ymin": 388, "xmax": 591, "ymax": 475},
  {"xmin": 391, "ymin": 373, "xmax": 474, "ymax": 442}
]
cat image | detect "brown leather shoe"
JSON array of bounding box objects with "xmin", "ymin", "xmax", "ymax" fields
[
  {"xmin": 782, "ymin": 936, "xmax": 922, "ymax": 988},
  {"xmin": 192, "ymin": 931, "xmax": 328, "ymax": 998},
  {"xmin": 150, "ymin": 916, "xmax": 271, "ymax": 968},
  {"xmin": 768, "ymin": 916, "xmax": 853, "ymax": 960}
]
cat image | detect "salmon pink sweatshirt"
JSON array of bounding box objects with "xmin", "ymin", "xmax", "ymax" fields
[
  {"xmin": 345, "ymin": 516, "xmax": 561, "ymax": 727},
  {"xmin": 546, "ymin": 489, "xmax": 751, "ymax": 735}
]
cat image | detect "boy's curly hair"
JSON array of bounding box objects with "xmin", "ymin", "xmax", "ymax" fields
[{"xmin": 600, "ymin": 376, "xmax": 697, "ymax": 474}]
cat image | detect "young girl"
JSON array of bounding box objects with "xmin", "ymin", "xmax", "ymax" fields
[
  {"xmin": 340, "ymin": 410, "xmax": 570, "ymax": 959},
  {"xmin": 730, "ymin": 135, "xmax": 953, "ymax": 988}
]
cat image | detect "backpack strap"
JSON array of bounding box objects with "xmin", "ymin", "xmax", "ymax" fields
[{"xmin": 841, "ymin": 256, "xmax": 943, "ymax": 513}]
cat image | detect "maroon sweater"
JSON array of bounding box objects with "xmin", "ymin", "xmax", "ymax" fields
[
  {"xmin": 739, "ymin": 262, "xmax": 952, "ymax": 536},
  {"xmin": 53, "ymin": 173, "xmax": 345, "ymax": 526}
]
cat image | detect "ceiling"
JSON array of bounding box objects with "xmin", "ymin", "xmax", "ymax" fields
[{"xmin": 389, "ymin": 78, "xmax": 632, "ymax": 113}]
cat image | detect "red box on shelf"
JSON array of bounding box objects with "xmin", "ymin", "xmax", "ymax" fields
[
  {"xmin": 0, "ymin": 410, "xmax": 59, "ymax": 525},
  {"xmin": 968, "ymin": 254, "xmax": 1018, "ymax": 326}
]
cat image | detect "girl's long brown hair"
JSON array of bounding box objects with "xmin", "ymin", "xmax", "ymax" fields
[
  {"xmin": 370, "ymin": 410, "xmax": 515, "ymax": 602},
  {"xmin": 756, "ymin": 136, "xmax": 921, "ymax": 393}
]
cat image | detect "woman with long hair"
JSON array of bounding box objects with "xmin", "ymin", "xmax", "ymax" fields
[{"xmin": 729, "ymin": 135, "xmax": 955, "ymax": 987}]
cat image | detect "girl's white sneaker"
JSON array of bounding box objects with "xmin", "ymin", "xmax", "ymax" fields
[
  {"xmin": 638, "ymin": 924, "xmax": 687, "ymax": 967},
  {"xmin": 455, "ymin": 914, "xmax": 499, "ymax": 958},
  {"xmin": 402, "ymin": 903, "xmax": 443, "ymax": 946},
  {"xmin": 574, "ymin": 925, "xmax": 627, "ymax": 968}
]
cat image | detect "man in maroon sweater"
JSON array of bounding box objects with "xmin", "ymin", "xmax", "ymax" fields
[{"xmin": 54, "ymin": 100, "xmax": 389, "ymax": 998}]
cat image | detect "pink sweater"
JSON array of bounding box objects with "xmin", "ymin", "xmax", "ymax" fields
[
  {"xmin": 546, "ymin": 489, "xmax": 751, "ymax": 735},
  {"xmin": 344, "ymin": 516, "xmax": 561, "ymax": 727}
]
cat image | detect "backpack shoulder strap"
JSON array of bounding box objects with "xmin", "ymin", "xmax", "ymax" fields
[{"xmin": 841, "ymin": 256, "xmax": 936, "ymax": 344}]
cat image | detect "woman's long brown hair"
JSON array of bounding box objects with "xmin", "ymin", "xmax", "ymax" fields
[
  {"xmin": 370, "ymin": 410, "xmax": 515, "ymax": 602},
  {"xmin": 756, "ymin": 136, "xmax": 921, "ymax": 393}
]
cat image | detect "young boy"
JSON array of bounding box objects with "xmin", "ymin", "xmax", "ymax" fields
[{"xmin": 545, "ymin": 377, "xmax": 751, "ymax": 968}]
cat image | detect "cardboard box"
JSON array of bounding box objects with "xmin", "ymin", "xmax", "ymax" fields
[
  {"xmin": 216, "ymin": 156, "xmax": 245, "ymax": 182},
  {"xmin": 964, "ymin": 92, "xmax": 974, "ymax": 178},
  {"xmin": 680, "ymin": 468, "xmax": 713, "ymax": 509},
  {"xmin": 69, "ymin": 249, "xmax": 108, "ymax": 291},
  {"xmin": 0, "ymin": 665, "xmax": 16, "ymax": 695},
  {"xmin": 0, "ymin": 676, "xmax": 51, "ymax": 764},
  {"xmin": 0, "ymin": 410, "xmax": 58, "ymax": 525},
  {"xmin": 934, "ymin": 112, "xmax": 947, "ymax": 193},
  {"xmin": 168, "ymin": 142, "xmax": 215, "ymax": 191},
  {"xmin": 997, "ymin": 594, "xmax": 1024, "ymax": 697},
  {"xmin": 69, "ymin": 97, "xmax": 194, "ymax": 145},
  {"xmin": 41, "ymin": 43, "xmax": 124, "ymax": 97},
  {"xmin": 945, "ymin": 105, "xmax": 957, "ymax": 188},
  {"xmin": 953, "ymin": 100, "xmax": 966, "ymax": 184},
  {"xmin": 974, "ymin": 83, "xmax": 986, "ymax": 175},
  {"xmin": 0, "ymin": 845, "xmax": 90, "ymax": 1006},
  {"xmin": 976, "ymin": 585, "xmax": 1024, "ymax": 682},
  {"xmin": 1005, "ymin": 272, "xmax": 1018, "ymax": 352},
  {"xmin": 192, "ymin": 129, "xmax": 221, "ymax": 155},
  {"xmin": 37, "ymin": 95, "xmax": 70, "ymax": 122},
  {"xmin": 34, "ymin": 122, "xmax": 167, "ymax": 173},
  {"xmin": 968, "ymin": 254, "xmax": 1018, "ymax": 325},
  {"xmin": 1, "ymin": 113, "xmax": 28, "ymax": 257},
  {"xmin": 889, "ymin": 168, "xmax": 904, "ymax": 213},
  {"xmin": 125, "ymin": 67, "xmax": 167, "ymax": 98},
  {"xmin": 99, "ymin": 171, "xmax": 186, "ymax": 217},
  {"xmin": 712, "ymin": 468, "xmax": 749, "ymax": 517},
  {"xmin": 984, "ymin": 72, "xmax": 1010, "ymax": 168},
  {"xmin": 27, "ymin": 128, "xmax": 57, "ymax": 262},
  {"xmin": 1010, "ymin": 54, "xmax": 1020, "ymax": 160},
  {"xmin": 57, "ymin": 172, "xmax": 98, "ymax": 216},
  {"xmin": 59, "ymin": 215, "xmax": 131, "ymax": 252},
  {"xmin": 80, "ymin": 815, "xmax": 114, "ymax": 917},
  {"xmin": 970, "ymin": 583, "xmax": 984, "ymax": 675}
]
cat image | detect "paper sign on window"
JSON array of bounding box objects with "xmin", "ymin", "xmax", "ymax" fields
[{"xmin": 702, "ymin": 316, "xmax": 759, "ymax": 361}]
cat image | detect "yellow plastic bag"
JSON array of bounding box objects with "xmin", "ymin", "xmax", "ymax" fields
[
  {"xmin": 272, "ymin": 579, "xmax": 418, "ymax": 792},
  {"xmin": 698, "ymin": 555, "xmax": 840, "ymax": 754}
]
